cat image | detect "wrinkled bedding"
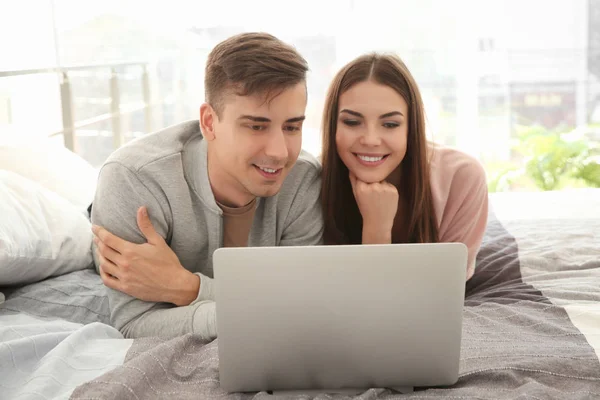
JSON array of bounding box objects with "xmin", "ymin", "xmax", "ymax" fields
[{"xmin": 2, "ymin": 189, "xmax": 599, "ymax": 400}]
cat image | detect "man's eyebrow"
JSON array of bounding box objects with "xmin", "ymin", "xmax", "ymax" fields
[
  {"xmin": 340, "ymin": 109, "xmax": 363, "ymax": 118},
  {"xmin": 286, "ymin": 116, "xmax": 306, "ymax": 123},
  {"xmin": 238, "ymin": 115, "xmax": 305, "ymax": 123},
  {"xmin": 238, "ymin": 115, "xmax": 271, "ymax": 122}
]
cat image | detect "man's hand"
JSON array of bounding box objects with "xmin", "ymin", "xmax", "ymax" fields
[
  {"xmin": 93, "ymin": 206, "xmax": 200, "ymax": 306},
  {"xmin": 349, "ymin": 172, "xmax": 398, "ymax": 244}
]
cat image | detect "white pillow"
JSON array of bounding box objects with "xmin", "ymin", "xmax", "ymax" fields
[
  {"xmin": 0, "ymin": 142, "xmax": 98, "ymax": 212},
  {"xmin": 0, "ymin": 170, "xmax": 94, "ymax": 286}
]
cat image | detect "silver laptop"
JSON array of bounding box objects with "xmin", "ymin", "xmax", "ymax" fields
[{"xmin": 213, "ymin": 243, "xmax": 467, "ymax": 393}]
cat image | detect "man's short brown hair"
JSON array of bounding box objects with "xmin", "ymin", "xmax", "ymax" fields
[{"xmin": 205, "ymin": 32, "xmax": 309, "ymax": 116}]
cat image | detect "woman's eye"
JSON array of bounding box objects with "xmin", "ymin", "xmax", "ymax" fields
[
  {"xmin": 383, "ymin": 122, "xmax": 400, "ymax": 129},
  {"xmin": 342, "ymin": 119, "xmax": 360, "ymax": 127}
]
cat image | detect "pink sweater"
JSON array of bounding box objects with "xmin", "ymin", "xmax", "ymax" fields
[{"xmin": 428, "ymin": 144, "xmax": 489, "ymax": 280}]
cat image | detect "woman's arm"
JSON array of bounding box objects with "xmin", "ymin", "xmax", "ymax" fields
[
  {"xmin": 437, "ymin": 158, "xmax": 489, "ymax": 280},
  {"xmin": 349, "ymin": 173, "xmax": 399, "ymax": 245}
]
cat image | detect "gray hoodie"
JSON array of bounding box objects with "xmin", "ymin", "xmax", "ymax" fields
[{"xmin": 91, "ymin": 120, "xmax": 324, "ymax": 339}]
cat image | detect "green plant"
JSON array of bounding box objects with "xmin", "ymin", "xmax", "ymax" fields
[
  {"xmin": 486, "ymin": 161, "xmax": 523, "ymax": 192},
  {"xmin": 489, "ymin": 125, "xmax": 600, "ymax": 192},
  {"xmin": 572, "ymin": 156, "xmax": 600, "ymax": 187}
]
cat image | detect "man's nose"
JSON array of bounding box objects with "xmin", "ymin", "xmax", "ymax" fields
[{"xmin": 264, "ymin": 130, "xmax": 289, "ymax": 161}]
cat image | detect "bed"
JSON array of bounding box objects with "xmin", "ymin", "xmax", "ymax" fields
[{"xmin": 1, "ymin": 147, "xmax": 599, "ymax": 399}]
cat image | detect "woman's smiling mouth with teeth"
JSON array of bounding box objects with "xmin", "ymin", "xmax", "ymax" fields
[{"xmin": 355, "ymin": 154, "xmax": 387, "ymax": 162}]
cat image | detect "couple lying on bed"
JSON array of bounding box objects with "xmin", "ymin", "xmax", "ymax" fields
[{"xmin": 90, "ymin": 32, "xmax": 489, "ymax": 340}]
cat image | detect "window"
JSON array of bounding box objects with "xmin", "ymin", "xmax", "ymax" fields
[{"xmin": 1, "ymin": 0, "xmax": 598, "ymax": 191}]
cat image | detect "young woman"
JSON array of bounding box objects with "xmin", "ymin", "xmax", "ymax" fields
[{"xmin": 320, "ymin": 53, "xmax": 488, "ymax": 280}]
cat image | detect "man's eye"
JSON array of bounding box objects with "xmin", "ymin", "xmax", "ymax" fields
[
  {"xmin": 284, "ymin": 126, "xmax": 300, "ymax": 132},
  {"xmin": 249, "ymin": 125, "xmax": 265, "ymax": 131}
]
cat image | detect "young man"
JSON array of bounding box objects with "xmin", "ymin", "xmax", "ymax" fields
[{"xmin": 91, "ymin": 32, "xmax": 323, "ymax": 340}]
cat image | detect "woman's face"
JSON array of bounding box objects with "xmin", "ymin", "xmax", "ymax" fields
[{"xmin": 335, "ymin": 80, "xmax": 409, "ymax": 184}]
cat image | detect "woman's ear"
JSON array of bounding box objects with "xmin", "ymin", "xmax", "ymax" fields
[{"xmin": 200, "ymin": 103, "xmax": 217, "ymax": 141}]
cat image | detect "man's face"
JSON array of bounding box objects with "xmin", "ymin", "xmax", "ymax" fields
[{"xmin": 203, "ymin": 82, "xmax": 307, "ymax": 207}]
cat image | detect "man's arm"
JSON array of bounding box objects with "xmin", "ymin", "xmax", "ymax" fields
[
  {"xmin": 93, "ymin": 207, "xmax": 201, "ymax": 306},
  {"xmin": 91, "ymin": 162, "xmax": 216, "ymax": 339}
]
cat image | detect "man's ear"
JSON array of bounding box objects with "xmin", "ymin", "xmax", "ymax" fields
[{"xmin": 200, "ymin": 103, "xmax": 217, "ymax": 141}]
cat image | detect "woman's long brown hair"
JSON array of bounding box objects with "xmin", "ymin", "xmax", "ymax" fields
[{"xmin": 321, "ymin": 53, "xmax": 439, "ymax": 245}]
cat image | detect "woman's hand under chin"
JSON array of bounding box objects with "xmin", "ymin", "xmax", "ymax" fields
[{"xmin": 349, "ymin": 172, "xmax": 399, "ymax": 244}]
